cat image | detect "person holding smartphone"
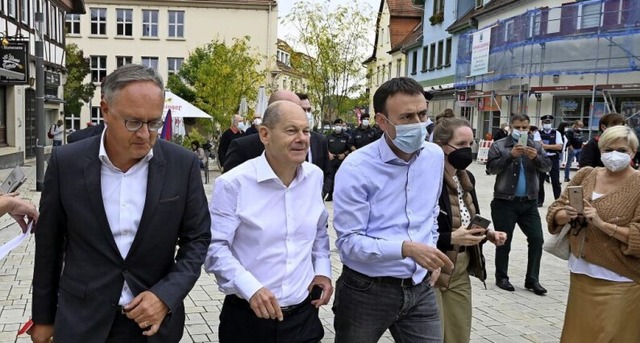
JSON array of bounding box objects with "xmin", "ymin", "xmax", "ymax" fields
[
  {"xmin": 433, "ymin": 117, "xmax": 507, "ymax": 342},
  {"xmin": 547, "ymin": 125, "xmax": 640, "ymax": 342}
]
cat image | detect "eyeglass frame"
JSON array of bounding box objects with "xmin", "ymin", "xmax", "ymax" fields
[{"xmin": 109, "ymin": 108, "xmax": 164, "ymax": 132}]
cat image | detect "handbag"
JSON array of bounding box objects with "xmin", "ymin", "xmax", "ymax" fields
[{"xmin": 543, "ymin": 222, "xmax": 571, "ymax": 260}]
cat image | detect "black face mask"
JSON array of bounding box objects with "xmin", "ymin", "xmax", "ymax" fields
[{"xmin": 447, "ymin": 146, "xmax": 473, "ymax": 170}]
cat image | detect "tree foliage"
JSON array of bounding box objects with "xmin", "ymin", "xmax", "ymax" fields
[
  {"xmin": 63, "ymin": 43, "xmax": 95, "ymax": 117},
  {"xmin": 168, "ymin": 36, "xmax": 266, "ymax": 129},
  {"xmin": 285, "ymin": 1, "xmax": 373, "ymax": 122}
]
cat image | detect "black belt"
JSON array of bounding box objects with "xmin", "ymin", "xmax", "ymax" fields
[
  {"xmin": 513, "ymin": 196, "xmax": 532, "ymax": 202},
  {"xmin": 227, "ymin": 294, "xmax": 310, "ymax": 316},
  {"xmin": 343, "ymin": 266, "xmax": 428, "ymax": 288},
  {"xmin": 458, "ymin": 246, "xmax": 467, "ymax": 253}
]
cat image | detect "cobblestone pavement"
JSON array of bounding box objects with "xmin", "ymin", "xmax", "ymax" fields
[{"xmin": 0, "ymin": 158, "xmax": 571, "ymax": 342}]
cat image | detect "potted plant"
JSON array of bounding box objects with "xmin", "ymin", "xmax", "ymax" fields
[{"xmin": 429, "ymin": 12, "xmax": 444, "ymax": 25}]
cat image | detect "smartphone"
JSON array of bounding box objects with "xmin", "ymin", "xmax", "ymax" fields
[
  {"xmin": 468, "ymin": 215, "xmax": 491, "ymax": 235},
  {"xmin": 518, "ymin": 132, "xmax": 528, "ymax": 146},
  {"xmin": 310, "ymin": 285, "xmax": 323, "ymax": 301},
  {"xmin": 567, "ymin": 186, "xmax": 584, "ymax": 214},
  {"xmin": 0, "ymin": 166, "xmax": 26, "ymax": 194}
]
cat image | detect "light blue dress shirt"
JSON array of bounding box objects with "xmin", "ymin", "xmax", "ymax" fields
[{"xmin": 333, "ymin": 137, "xmax": 444, "ymax": 284}]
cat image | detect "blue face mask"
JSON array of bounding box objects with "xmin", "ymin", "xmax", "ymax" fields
[
  {"xmin": 511, "ymin": 129, "xmax": 521, "ymax": 140},
  {"xmin": 385, "ymin": 119, "xmax": 427, "ymax": 154}
]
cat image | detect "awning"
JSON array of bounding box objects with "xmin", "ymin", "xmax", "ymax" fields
[
  {"xmin": 163, "ymin": 91, "xmax": 212, "ymax": 119},
  {"xmin": 0, "ymin": 67, "xmax": 24, "ymax": 80}
]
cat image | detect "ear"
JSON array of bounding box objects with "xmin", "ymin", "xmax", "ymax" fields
[
  {"xmin": 100, "ymin": 99, "xmax": 110, "ymax": 121},
  {"xmin": 258, "ymin": 125, "xmax": 269, "ymax": 146},
  {"xmin": 375, "ymin": 113, "xmax": 387, "ymax": 131}
]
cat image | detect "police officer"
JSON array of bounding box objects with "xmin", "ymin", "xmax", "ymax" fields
[
  {"xmin": 351, "ymin": 114, "xmax": 378, "ymax": 150},
  {"xmin": 538, "ymin": 114, "xmax": 563, "ymax": 206},
  {"xmin": 326, "ymin": 118, "xmax": 353, "ymax": 201}
]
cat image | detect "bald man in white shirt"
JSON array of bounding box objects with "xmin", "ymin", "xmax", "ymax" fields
[{"xmin": 206, "ymin": 100, "xmax": 332, "ymax": 343}]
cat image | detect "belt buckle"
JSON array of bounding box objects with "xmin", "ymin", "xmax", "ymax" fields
[
  {"xmin": 280, "ymin": 305, "xmax": 296, "ymax": 314},
  {"xmin": 400, "ymin": 278, "xmax": 414, "ymax": 288}
]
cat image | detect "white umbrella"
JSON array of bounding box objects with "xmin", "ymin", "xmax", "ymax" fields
[
  {"xmin": 239, "ymin": 97, "xmax": 248, "ymax": 117},
  {"xmin": 255, "ymin": 86, "xmax": 268, "ymax": 117},
  {"xmin": 164, "ymin": 90, "xmax": 212, "ymax": 119}
]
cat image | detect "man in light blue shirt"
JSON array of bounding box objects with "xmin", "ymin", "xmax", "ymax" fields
[{"xmin": 332, "ymin": 77, "xmax": 453, "ymax": 343}]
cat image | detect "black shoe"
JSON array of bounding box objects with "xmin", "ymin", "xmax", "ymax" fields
[
  {"xmin": 537, "ymin": 203, "xmax": 543, "ymax": 208},
  {"xmin": 525, "ymin": 282, "xmax": 547, "ymax": 295},
  {"xmin": 496, "ymin": 278, "xmax": 515, "ymax": 292},
  {"xmin": 564, "ymin": 178, "xmax": 571, "ymax": 182}
]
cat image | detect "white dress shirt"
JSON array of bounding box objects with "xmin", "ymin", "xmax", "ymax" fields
[
  {"xmin": 99, "ymin": 130, "xmax": 153, "ymax": 305},
  {"xmin": 205, "ymin": 153, "xmax": 331, "ymax": 306},
  {"xmin": 333, "ymin": 137, "xmax": 444, "ymax": 284}
]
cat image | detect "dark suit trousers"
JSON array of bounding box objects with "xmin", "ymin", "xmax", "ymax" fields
[
  {"xmin": 106, "ymin": 311, "xmax": 147, "ymax": 343},
  {"xmin": 491, "ymin": 198, "xmax": 544, "ymax": 284},
  {"xmin": 219, "ymin": 295, "xmax": 323, "ymax": 343},
  {"xmin": 538, "ymin": 155, "xmax": 561, "ymax": 203}
]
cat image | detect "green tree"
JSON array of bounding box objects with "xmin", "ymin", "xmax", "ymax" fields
[
  {"xmin": 63, "ymin": 43, "xmax": 95, "ymax": 117},
  {"xmin": 169, "ymin": 36, "xmax": 266, "ymax": 131},
  {"xmin": 285, "ymin": 1, "xmax": 373, "ymax": 123}
]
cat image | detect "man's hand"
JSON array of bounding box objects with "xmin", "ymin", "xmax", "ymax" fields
[
  {"xmin": 328, "ymin": 153, "xmax": 335, "ymax": 161},
  {"xmin": 428, "ymin": 268, "xmax": 441, "ymax": 287},
  {"xmin": 488, "ymin": 230, "xmax": 508, "ymax": 246},
  {"xmin": 451, "ymin": 225, "xmax": 485, "ymax": 246},
  {"xmin": 337, "ymin": 153, "xmax": 346, "ymax": 160},
  {"xmin": 249, "ymin": 287, "xmax": 283, "ymax": 321},
  {"xmin": 308, "ymin": 275, "xmax": 333, "ymax": 308},
  {"xmin": 524, "ymin": 146, "xmax": 538, "ymax": 160},
  {"xmin": 402, "ymin": 241, "xmax": 454, "ymax": 271},
  {"xmin": 27, "ymin": 324, "xmax": 54, "ymax": 343},
  {"xmin": 124, "ymin": 291, "xmax": 169, "ymax": 337},
  {"xmin": 4, "ymin": 197, "xmax": 39, "ymax": 233},
  {"xmin": 511, "ymin": 145, "xmax": 525, "ymax": 158}
]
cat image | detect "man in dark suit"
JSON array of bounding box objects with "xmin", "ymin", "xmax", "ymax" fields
[
  {"xmin": 29, "ymin": 64, "xmax": 211, "ymax": 343},
  {"xmin": 223, "ymin": 91, "xmax": 331, "ymax": 194},
  {"xmin": 67, "ymin": 122, "xmax": 105, "ymax": 143}
]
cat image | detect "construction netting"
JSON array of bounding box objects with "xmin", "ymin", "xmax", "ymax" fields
[{"xmin": 455, "ymin": 0, "xmax": 640, "ymax": 87}]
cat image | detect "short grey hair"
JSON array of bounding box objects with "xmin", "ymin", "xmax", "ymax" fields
[
  {"xmin": 262, "ymin": 101, "xmax": 286, "ymax": 129},
  {"xmin": 102, "ymin": 64, "xmax": 164, "ymax": 104}
]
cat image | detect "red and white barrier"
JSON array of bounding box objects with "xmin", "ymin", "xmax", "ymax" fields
[{"xmin": 476, "ymin": 139, "xmax": 494, "ymax": 164}]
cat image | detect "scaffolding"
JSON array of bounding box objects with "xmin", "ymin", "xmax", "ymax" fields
[{"xmin": 455, "ymin": 0, "xmax": 640, "ymax": 135}]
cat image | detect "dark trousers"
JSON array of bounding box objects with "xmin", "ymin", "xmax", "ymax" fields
[
  {"xmin": 491, "ymin": 198, "xmax": 544, "ymax": 284},
  {"xmin": 538, "ymin": 155, "xmax": 561, "ymax": 204},
  {"xmin": 327, "ymin": 159, "xmax": 343, "ymax": 198},
  {"xmin": 333, "ymin": 266, "xmax": 441, "ymax": 343},
  {"xmin": 106, "ymin": 311, "xmax": 147, "ymax": 343},
  {"xmin": 219, "ymin": 295, "xmax": 323, "ymax": 343}
]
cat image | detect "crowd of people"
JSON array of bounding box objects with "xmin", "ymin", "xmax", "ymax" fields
[{"xmin": 2, "ymin": 65, "xmax": 634, "ymax": 343}]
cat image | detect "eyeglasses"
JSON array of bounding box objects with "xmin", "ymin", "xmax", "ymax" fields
[
  {"xmin": 110, "ymin": 109, "xmax": 164, "ymax": 132},
  {"xmin": 302, "ymin": 107, "xmax": 312, "ymax": 113}
]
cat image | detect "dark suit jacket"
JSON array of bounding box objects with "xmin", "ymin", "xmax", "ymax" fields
[
  {"xmin": 223, "ymin": 132, "xmax": 332, "ymax": 193},
  {"xmin": 32, "ymin": 136, "xmax": 211, "ymax": 342},
  {"xmin": 67, "ymin": 123, "xmax": 105, "ymax": 143}
]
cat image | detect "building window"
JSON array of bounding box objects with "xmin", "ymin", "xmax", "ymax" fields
[
  {"xmin": 91, "ymin": 106, "xmax": 103, "ymax": 124},
  {"xmin": 168, "ymin": 57, "xmax": 184, "ymax": 74},
  {"xmin": 49, "ymin": 5, "xmax": 55, "ymax": 39},
  {"xmin": 58, "ymin": 10, "xmax": 64, "ymax": 41},
  {"xmin": 116, "ymin": 56, "xmax": 132, "ymax": 68},
  {"xmin": 20, "ymin": 0, "xmax": 28, "ymax": 24},
  {"xmin": 528, "ymin": 12, "xmax": 541, "ymax": 38},
  {"xmin": 277, "ymin": 50, "xmax": 290, "ymax": 66},
  {"xmin": 7, "ymin": 0, "xmax": 16, "ymax": 18},
  {"xmin": 411, "ymin": 51, "xmax": 418, "ymax": 74},
  {"xmin": 429, "ymin": 43, "xmax": 436, "ymax": 69},
  {"xmin": 396, "ymin": 59, "xmax": 402, "ymax": 77},
  {"xmin": 475, "ymin": 0, "xmax": 483, "ymax": 8},
  {"xmin": 168, "ymin": 11, "xmax": 184, "ymax": 38},
  {"xmin": 91, "ymin": 56, "xmax": 107, "ymax": 82},
  {"xmin": 65, "ymin": 14, "xmax": 81, "ymax": 35},
  {"xmin": 90, "ymin": 8, "xmax": 107, "ymax": 35},
  {"xmin": 579, "ymin": 3, "xmax": 602, "ymax": 29},
  {"xmin": 504, "ymin": 20, "xmax": 514, "ymax": 42},
  {"xmin": 116, "ymin": 9, "xmax": 133, "ymax": 36},
  {"xmin": 381, "ymin": 65, "xmax": 386, "ymax": 81},
  {"xmin": 433, "ymin": 0, "xmax": 444, "ymax": 16},
  {"xmin": 388, "ymin": 63, "xmax": 392, "ymax": 81},
  {"xmin": 421, "ymin": 46, "xmax": 428, "ymax": 71},
  {"xmin": 142, "ymin": 10, "xmax": 159, "ymax": 37},
  {"xmin": 376, "ymin": 66, "xmax": 380, "ymax": 85},
  {"xmin": 445, "ymin": 37, "xmax": 452, "ymax": 66},
  {"xmin": 66, "ymin": 113, "xmax": 80, "ymax": 133},
  {"xmin": 141, "ymin": 57, "xmax": 159, "ymax": 70},
  {"xmin": 437, "ymin": 40, "xmax": 444, "ymax": 68}
]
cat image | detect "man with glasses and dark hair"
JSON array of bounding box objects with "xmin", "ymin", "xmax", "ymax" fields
[{"xmin": 29, "ymin": 64, "xmax": 211, "ymax": 343}]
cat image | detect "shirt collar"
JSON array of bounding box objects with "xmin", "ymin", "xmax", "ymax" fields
[
  {"xmin": 255, "ymin": 152, "xmax": 310, "ymax": 185},
  {"xmin": 98, "ymin": 126, "xmax": 154, "ymax": 171},
  {"xmin": 376, "ymin": 135, "xmax": 423, "ymax": 164}
]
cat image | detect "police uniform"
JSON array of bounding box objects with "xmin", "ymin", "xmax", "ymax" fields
[
  {"xmin": 352, "ymin": 125, "xmax": 378, "ymax": 149},
  {"xmin": 326, "ymin": 122, "xmax": 352, "ymax": 201},
  {"xmin": 538, "ymin": 115, "xmax": 563, "ymax": 205}
]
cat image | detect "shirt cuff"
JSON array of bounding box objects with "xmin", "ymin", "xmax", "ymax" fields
[
  {"xmin": 380, "ymin": 240, "xmax": 404, "ymax": 260},
  {"xmin": 234, "ymin": 270, "xmax": 263, "ymax": 301},
  {"xmin": 313, "ymin": 257, "xmax": 332, "ymax": 278}
]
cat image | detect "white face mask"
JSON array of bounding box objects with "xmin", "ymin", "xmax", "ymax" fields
[
  {"xmin": 542, "ymin": 123, "xmax": 552, "ymax": 130},
  {"xmin": 253, "ymin": 118, "xmax": 262, "ymax": 126},
  {"xmin": 362, "ymin": 119, "xmax": 370, "ymax": 127},
  {"xmin": 306, "ymin": 112, "xmax": 314, "ymax": 129},
  {"xmin": 601, "ymin": 151, "xmax": 631, "ymax": 172},
  {"xmin": 334, "ymin": 126, "xmax": 343, "ymax": 133},
  {"xmin": 237, "ymin": 121, "xmax": 246, "ymax": 131}
]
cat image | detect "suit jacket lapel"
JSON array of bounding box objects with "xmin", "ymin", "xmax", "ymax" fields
[
  {"xmin": 83, "ymin": 138, "xmax": 122, "ymax": 260},
  {"xmin": 127, "ymin": 142, "xmax": 167, "ymax": 259}
]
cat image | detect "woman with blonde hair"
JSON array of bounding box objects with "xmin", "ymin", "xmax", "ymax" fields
[{"xmin": 547, "ymin": 125, "xmax": 640, "ymax": 342}]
